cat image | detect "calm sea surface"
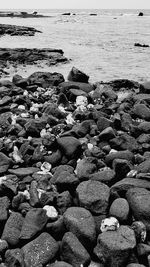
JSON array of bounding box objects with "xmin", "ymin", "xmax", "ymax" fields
[{"xmin": 0, "ymin": 9, "xmax": 150, "ymax": 82}]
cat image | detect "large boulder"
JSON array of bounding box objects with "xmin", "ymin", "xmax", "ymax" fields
[
  {"xmin": 94, "ymin": 226, "xmax": 136, "ymax": 267},
  {"xmin": 27, "ymin": 71, "xmax": 64, "ymax": 88},
  {"xmin": 126, "ymin": 187, "xmax": 150, "ymax": 232},
  {"xmin": 22, "ymin": 232, "xmax": 59, "ymax": 266},
  {"xmin": 68, "ymin": 67, "xmax": 89, "ymax": 83},
  {"xmin": 63, "ymin": 207, "xmax": 96, "ymax": 251},
  {"xmin": 76, "ymin": 180, "xmax": 110, "ymax": 214},
  {"xmin": 60, "ymin": 232, "xmax": 91, "ymax": 267}
]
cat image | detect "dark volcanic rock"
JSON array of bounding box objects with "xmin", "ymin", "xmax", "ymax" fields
[
  {"xmin": 76, "ymin": 180, "xmax": 110, "ymax": 214},
  {"xmin": 68, "ymin": 67, "xmax": 89, "ymax": 83},
  {"xmin": 5, "ymin": 248, "xmax": 24, "ymax": 267},
  {"xmin": 63, "ymin": 207, "xmax": 96, "ymax": 251},
  {"xmin": 28, "ymin": 71, "xmax": 65, "ymax": 88},
  {"xmin": 94, "ymin": 226, "xmax": 136, "ymax": 267},
  {"xmin": 0, "ymin": 48, "xmax": 68, "ymax": 68},
  {"xmin": 0, "ymin": 23, "xmax": 41, "ymax": 36},
  {"xmin": 22, "ymin": 232, "xmax": 59, "ymax": 266},
  {"xmin": 60, "ymin": 232, "xmax": 91, "ymax": 267},
  {"xmin": 126, "ymin": 188, "xmax": 150, "ymax": 232}
]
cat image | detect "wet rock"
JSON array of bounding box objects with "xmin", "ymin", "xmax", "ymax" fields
[
  {"xmin": 20, "ymin": 208, "xmax": 48, "ymax": 240},
  {"xmin": 2, "ymin": 212, "xmax": 24, "ymax": 246},
  {"xmin": 0, "ymin": 23, "xmax": 41, "ymax": 36},
  {"xmin": 138, "ymin": 12, "xmax": 144, "ymax": 16},
  {"xmin": 48, "ymin": 261, "xmax": 73, "ymax": 267},
  {"xmin": 63, "ymin": 207, "xmax": 96, "ymax": 251},
  {"xmin": 76, "ymin": 180, "xmax": 110, "ymax": 214},
  {"xmin": 60, "ymin": 232, "xmax": 91, "ymax": 267},
  {"xmin": 126, "ymin": 188, "xmax": 150, "ymax": 232},
  {"xmin": 68, "ymin": 67, "xmax": 89, "ymax": 83},
  {"xmin": 59, "ymin": 81, "xmax": 94, "ymax": 94},
  {"xmin": 22, "ymin": 232, "xmax": 59, "ymax": 266},
  {"xmin": 28, "ymin": 71, "xmax": 65, "ymax": 88},
  {"xmin": 109, "ymin": 198, "xmax": 130, "ymax": 222},
  {"xmin": 94, "ymin": 226, "xmax": 136, "ymax": 267}
]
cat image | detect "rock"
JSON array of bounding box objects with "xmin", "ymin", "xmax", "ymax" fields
[
  {"xmin": 28, "ymin": 71, "xmax": 65, "ymax": 88},
  {"xmin": 76, "ymin": 180, "xmax": 110, "ymax": 214},
  {"xmin": 8, "ymin": 167, "xmax": 39, "ymax": 177},
  {"xmin": 126, "ymin": 188, "xmax": 150, "ymax": 232},
  {"xmin": 59, "ymin": 81, "xmax": 94, "ymax": 94},
  {"xmin": 51, "ymin": 171, "xmax": 79, "ymax": 193},
  {"xmin": 48, "ymin": 262, "xmax": 73, "ymax": 267},
  {"xmin": 60, "ymin": 232, "xmax": 91, "ymax": 267},
  {"xmin": 133, "ymin": 104, "xmax": 150, "ymax": 121},
  {"xmin": 105, "ymin": 150, "xmax": 134, "ymax": 167},
  {"xmin": 56, "ymin": 191, "xmax": 72, "ymax": 214},
  {"xmin": 0, "ymin": 196, "xmax": 10, "ymax": 221},
  {"xmin": 138, "ymin": 121, "xmax": 150, "ymax": 133},
  {"xmin": 138, "ymin": 12, "xmax": 144, "ymax": 16},
  {"xmin": 57, "ymin": 136, "xmax": 81, "ymax": 159},
  {"xmin": 109, "ymin": 198, "xmax": 130, "ymax": 222},
  {"xmin": 46, "ymin": 215, "xmax": 66, "ymax": 240},
  {"xmin": 110, "ymin": 133, "xmax": 139, "ymax": 152},
  {"xmin": 22, "ymin": 232, "xmax": 59, "ymax": 266},
  {"xmin": 131, "ymin": 221, "xmax": 147, "ymax": 243},
  {"xmin": 0, "ymin": 23, "xmax": 41, "ymax": 36},
  {"xmin": 0, "ymin": 240, "xmax": 8, "ymax": 254},
  {"xmin": 63, "ymin": 207, "xmax": 96, "ymax": 251},
  {"xmin": 43, "ymin": 205, "xmax": 58, "ymax": 220},
  {"xmin": 94, "ymin": 226, "xmax": 136, "ymax": 267},
  {"xmin": 112, "ymin": 159, "xmax": 132, "ymax": 179},
  {"xmin": 0, "ymin": 48, "xmax": 68, "ymax": 71},
  {"xmin": 68, "ymin": 67, "xmax": 89, "ymax": 83},
  {"xmin": 0, "ymin": 152, "xmax": 12, "ymax": 174},
  {"xmin": 97, "ymin": 117, "xmax": 112, "ymax": 132},
  {"xmin": 89, "ymin": 168, "xmax": 116, "ymax": 185},
  {"xmin": 2, "ymin": 212, "xmax": 24, "ymax": 246},
  {"xmin": 5, "ymin": 248, "xmax": 24, "ymax": 267},
  {"xmin": 20, "ymin": 208, "xmax": 48, "ymax": 240},
  {"xmin": 127, "ymin": 265, "xmax": 146, "ymax": 267},
  {"xmin": 134, "ymin": 43, "xmax": 149, "ymax": 48},
  {"xmin": 75, "ymin": 157, "xmax": 97, "ymax": 181},
  {"xmin": 111, "ymin": 178, "xmax": 150, "ymax": 195},
  {"xmin": 99, "ymin": 127, "xmax": 116, "ymax": 141},
  {"xmin": 137, "ymin": 159, "xmax": 150, "ymax": 173},
  {"xmin": 137, "ymin": 243, "xmax": 150, "ymax": 256}
]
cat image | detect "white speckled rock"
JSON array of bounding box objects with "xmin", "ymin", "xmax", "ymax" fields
[{"xmin": 100, "ymin": 217, "xmax": 120, "ymax": 232}]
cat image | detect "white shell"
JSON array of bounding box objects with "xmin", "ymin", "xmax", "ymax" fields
[
  {"xmin": 100, "ymin": 217, "xmax": 120, "ymax": 232},
  {"xmin": 127, "ymin": 170, "xmax": 137, "ymax": 178},
  {"xmin": 18, "ymin": 105, "xmax": 26, "ymax": 110},
  {"xmin": 43, "ymin": 205, "xmax": 58, "ymax": 219},
  {"xmin": 12, "ymin": 146, "xmax": 23, "ymax": 163},
  {"xmin": 76, "ymin": 96, "xmax": 88, "ymax": 107},
  {"xmin": 66, "ymin": 113, "xmax": 75, "ymax": 125}
]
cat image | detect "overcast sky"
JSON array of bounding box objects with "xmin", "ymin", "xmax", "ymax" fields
[{"xmin": 0, "ymin": 0, "xmax": 150, "ymax": 9}]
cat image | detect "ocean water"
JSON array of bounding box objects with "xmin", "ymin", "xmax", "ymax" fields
[{"xmin": 0, "ymin": 9, "xmax": 150, "ymax": 83}]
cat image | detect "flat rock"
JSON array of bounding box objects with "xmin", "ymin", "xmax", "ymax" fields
[
  {"xmin": 28, "ymin": 71, "xmax": 65, "ymax": 88},
  {"xmin": 0, "ymin": 23, "xmax": 41, "ymax": 36},
  {"xmin": 8, "ymin": 167, "xmax": 39, "ymax": 177}
]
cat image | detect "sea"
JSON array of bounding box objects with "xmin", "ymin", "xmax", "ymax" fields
[{"xmin": 0, "ymin": 9, "xmax": 150, "ymax": 83}]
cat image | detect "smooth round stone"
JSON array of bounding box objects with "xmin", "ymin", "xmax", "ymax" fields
[
  {"xmin": 43, "ymin": 206, "xmax": 58, "ymax": 220},
  {"xmin": 109, "ymin": 198, "xmax": 130, "ymax": 222}
]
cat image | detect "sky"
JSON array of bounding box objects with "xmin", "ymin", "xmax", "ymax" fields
[{"xmin": 0, "ymin": 0, "xmax": 150, "ymax": 10}]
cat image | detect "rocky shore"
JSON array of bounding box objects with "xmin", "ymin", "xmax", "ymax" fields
[
  {"xmin": 0, "ymin": 11, "xmax": 50, "ymax": 18},
  {"xmin": 0, "ymin": 48, "xmax": 68, "ymax": 77},
  {"xmin": 0, "ymin": 66, "xmax": 149, "ymax": 267},
  {"xmin": 0, "ymin": 24, "xmax": 42, "ymax": 36}
]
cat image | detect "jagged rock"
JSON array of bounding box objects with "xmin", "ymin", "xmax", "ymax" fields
[
  {"xmin": 28, "ymin": 71, "xmax": 65, "ymax": 88},
  {"xmin": 68, "ymin": 67, "xmax": 89, "ymax": 83}
]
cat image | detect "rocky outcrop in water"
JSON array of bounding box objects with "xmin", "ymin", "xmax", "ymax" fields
[
  {"xmin": 0, "ymin": 11, "xmax": 50, "ymax": 18},
  {"xmin": 0, "ymin": 24, "xmax": 41, "ymax": 36},
  {"xmin": 0, "ymin": 67, "xmax": 149, "ymax": 266},
  {"xmin": 0, "ymin": 48, "xmax": 68, "ymax": 76}
]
